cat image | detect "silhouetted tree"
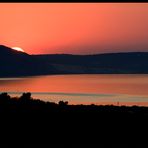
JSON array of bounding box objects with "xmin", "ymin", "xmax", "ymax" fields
[
  {"xmin": 0, "ymin": 92, "xmax": 10, "ymax": 102},
  {"xmin": 20, "ymin": 92, "xmax": 32, "ymax": 102},
  {"xmin": 58, "ymin": 100, "xmax": 68, "ymax": 106}
]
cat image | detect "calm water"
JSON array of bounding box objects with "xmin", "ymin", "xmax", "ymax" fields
[{"xmin": 0, "ymin": 74, "xmax": 148, "ymax": 106}]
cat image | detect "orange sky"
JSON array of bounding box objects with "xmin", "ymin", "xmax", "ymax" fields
[{"xmin": 0, "ymin": 3, "xmax": 148, "ymax": 55}]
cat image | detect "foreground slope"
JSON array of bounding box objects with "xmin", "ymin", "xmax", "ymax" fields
[{"xmin": 0, "ymin": 92, "xmax": 148, "ymax": 144}]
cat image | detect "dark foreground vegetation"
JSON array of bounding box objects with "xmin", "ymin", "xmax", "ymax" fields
[{"xmin": 0, "ymin": 92, "xmax": 148, "ymax": 145}]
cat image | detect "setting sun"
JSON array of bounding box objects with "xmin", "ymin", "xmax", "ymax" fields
[{"xmin": 12, "ymin": 47, "xmax": 24, "ymax": 52}]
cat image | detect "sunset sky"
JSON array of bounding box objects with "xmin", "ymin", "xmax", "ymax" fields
[{"xmin": 0, "ymin": 3, "xmax": 148, "ymax": 55}]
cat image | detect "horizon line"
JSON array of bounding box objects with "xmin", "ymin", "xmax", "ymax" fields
[
  {"xmin": 1, "ymin": 44, "xmax": 148, "ymax": 56},
  {"xmin": 30, "ymin": 51, "xmax": 148, "ymax": 56}
]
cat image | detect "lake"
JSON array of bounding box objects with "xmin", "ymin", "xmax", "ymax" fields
[{"xmin": 0, "ymin": 74, "xmax": 148, "ymax": 106}]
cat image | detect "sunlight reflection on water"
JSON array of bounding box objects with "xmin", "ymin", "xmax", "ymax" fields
[{"xmin": 0, "ymin": 74, "xmax": 148, "ymax": 106}]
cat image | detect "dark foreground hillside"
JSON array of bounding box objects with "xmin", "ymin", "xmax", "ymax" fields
[{"xmin": 0, "ymin": 92, "xmax": 148, "ymax": 145}]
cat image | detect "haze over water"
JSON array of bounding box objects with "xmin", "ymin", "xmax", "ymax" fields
[{"xmin": 0, "ymin": 74, "xmax": 148, "ymax": 106}]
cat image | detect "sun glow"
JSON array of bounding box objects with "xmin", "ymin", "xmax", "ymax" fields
[{"xmin": 12, "ymin": 47, "xmax": 24, "ymax": 52}]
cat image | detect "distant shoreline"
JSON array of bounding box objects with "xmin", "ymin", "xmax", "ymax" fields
[
  {"xmin": 1, "ymin": 73, "xmax": 148, "ymax": 78},
  {"xmin": 0, "ymin": 92, "xmax": 148, "ymax": 107}
]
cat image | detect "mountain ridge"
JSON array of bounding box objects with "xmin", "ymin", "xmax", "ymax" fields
[
  {"xmin": 33, "ymin": 51, "xmax": 148, "ymax": 56},
  {"xmin": 0, "ymin": 45, "xmax": 29, "ymax": 56},
  {"xmin": 0, "ymin": 45, "xmax": 148, "ymax": 77}
]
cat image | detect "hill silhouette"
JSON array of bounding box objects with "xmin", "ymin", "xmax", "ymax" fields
[
  {"xmin": 0, "ymin": 45, "xmax": 27, "ymax": 55},
  {"xmin": 1, "ymin": 44, "xmax": 148, "ymax": 77},
  {"xmin": 34, "ymin": 52, "xmax": 148, "ymax": 74},
  {"xmin": 0, "ymin": 45, "xmax": 55, "ymax": 77}
]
